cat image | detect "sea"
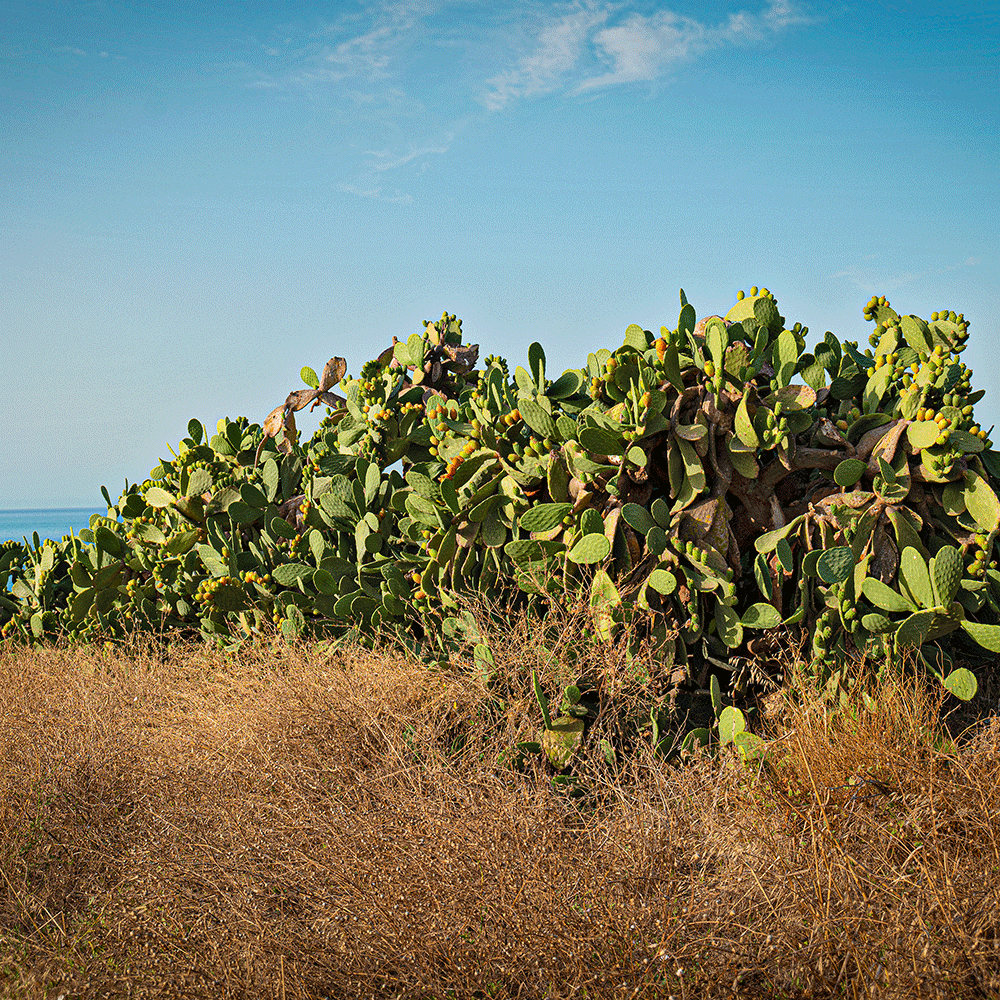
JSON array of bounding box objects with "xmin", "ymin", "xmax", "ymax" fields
[{"xmin": 0, "ymin": 508, "xmax": 107, "ymax": 547}]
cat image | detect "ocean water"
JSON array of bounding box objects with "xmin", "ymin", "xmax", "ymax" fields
[{"xmin": 0, "ymin": 508, "xmax": 105, "ymax": 547}]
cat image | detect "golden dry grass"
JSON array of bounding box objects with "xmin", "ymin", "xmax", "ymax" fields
[{"xmin": 0, "ymin": 623, "xmax": 998, "ymax": 999}]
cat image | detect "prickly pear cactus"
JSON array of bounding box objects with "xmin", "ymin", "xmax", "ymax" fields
[{"xmin": 2, "ymin": 295, "xmax": 998, "ymax": 705}]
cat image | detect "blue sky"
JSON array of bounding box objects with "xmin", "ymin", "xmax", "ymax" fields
[{"xmin": 2, "ymin": 0, "xmax": 997, "ymax": 508}]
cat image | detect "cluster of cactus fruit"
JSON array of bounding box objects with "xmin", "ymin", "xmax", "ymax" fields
[{"xmin": 3, "ymin": 290, "xmax": 998, "ymax": 716}]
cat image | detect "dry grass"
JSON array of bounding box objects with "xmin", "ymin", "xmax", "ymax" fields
[{"xmin": 0, "ymin": 620, "xmax": 998, "ymax": 999}]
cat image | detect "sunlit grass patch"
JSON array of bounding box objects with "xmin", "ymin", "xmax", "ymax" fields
[{"xmin": 1, "ymin": 629, "xmax": 997, "ymax": 999}]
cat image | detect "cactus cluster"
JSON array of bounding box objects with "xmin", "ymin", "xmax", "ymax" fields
[{"xmin": 2, "ymin": 292, "xmax": 998, "ymax": 707}]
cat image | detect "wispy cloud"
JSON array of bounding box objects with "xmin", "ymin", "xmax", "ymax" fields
[
  {"xmin": 336, "ymin": 181, "xmax": 414, "ymax": 204},
  {"xmin": 251, "ymin": 2, "xmax": 457, "ymax": 202},
  {"xmin": 255, "ymin": 1, "xmax": 810, "ymax": 202},
  {"xmin": 578, "ymin": 10, "xmax": 708, "ymax": 92},
  {"xmin": 483, "ymin": 4, "xmax": 613, "ymax": 111},
  {"xmin": 263, "ymin": 0, "xmax": 811, "ymax": 106},
  {"xmin": 53, "ymin": 44, "xmax": 125, "ymax": 60},
  {"xmin": 278, "ymin": 1, "xmax": 444, "ymax": 87},
  {"xmin": 336, "ymin": 135, "xmax": 454, "ymax": 206},
  {"xmin": 483, "ymin": 1, "xmax": 811, "ymax": 107},
  {"xmin": 309, "ymin": 21, "xmax": 399, "ymax": 81},
  {"xmin": 366, "ymin": 140, "xmax": 453, "ymax": 172},
  {"xmin": 829, "ymin": 257, "xmax": 980, "ymax": 294}
]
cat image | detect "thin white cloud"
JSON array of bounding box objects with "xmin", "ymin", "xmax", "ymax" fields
[
  {"xmin": 579, "ymin": 10, "xmax": 707, "ymax": 91},
  {"xmin": 482, "ymin": 1, "xmax": 811, "ymax": 106},
  {"xmin": 260, "ymin": 1, "xmax": 810, "ymax": 105},
  {"xmin": 337, "ymin": 136, "xmax": 453, "ymax": 205},
  {"xmin": 318, "ymin": 22, "xmax": 398, "ymax": 80},
  {"xmin": 283, "ymin": 0, "xmax": 445, "ymax": 86},
  {"xmin": 829, "ymin": 257, "xmax": 981, "ymax": 294},
  {"xmin": 260, "ymin": 1, "xmax": 811, "ymax": 204},
  {"xmin": 366, "ymin": 141, "xmax": 453, "ymax": 171},
  {"xmin": 53, "ymin": 44, "xmax": 125, "ymax": 61},
  {"xmin": 580, "ymin": 0, "xmax": 812, "ymax": 91},
  {"xmin": 483, "ymin": 4, "xmax": 613, "ymax": 111},
  {"xmin": 337, "ymin": 181, "xmax": 413, "ymax": 205}
]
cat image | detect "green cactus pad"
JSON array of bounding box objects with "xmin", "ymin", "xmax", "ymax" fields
[
  {"xmin": 817, "ymin": 546, "xmax": 854, "ymax": 585},
  {"xmin": 211, "ymin": 584, "xmax": 249, "ymax": 612},
  {"xmin": 772, "ymin": 330, "xmax": 797, "ymax": 388},
  {"xmin": 271, "ymin": 562, "xmax": 313, "ymax": 586},
  {"xmin": 145, "ymin": 487, "xmax": 174, "ymax": 508},
  {"xmin": 579, "ymin": 508, "xmax": 603, "ymax": 536},
  {"xmin": 718, "ymin": 705, "xmax": 746, "ymax": 746},
  {"xmin": 590, "ymin": 568, "xmax": 621, "ymax": 608},
  {"xmin": 802, "ymin": 550, "xmax": 822, "ymax": 577},
  {"xmin": 675, "ymin": 423, "xmax": 708, "ymax": 442},
  {"xmin": 894, "ymin": 609, "xmax": 957, "ymax": 650},
  {"xmin": 732, "ymin": 730, "xmax": 767, "ymax": 762},
  {"xmin": 906, "ymin": 421, "xmax": 940, "ymax": 451},
  {"xmin": 567, "ymin": 533, "xmax": 611, "ymax": 564},
  {"xmin": 900, "ymin": 547, "xmax": 935, "ymax": 609},
  {"xmin": 705, "ymin": 318, "xmax": 727, "ymax": 364},
  {"xmin": 70, "ymin": 589, "xmax": 95, "ymax": 623},
  {"xmin": 709, "ymin": 673, "xmax": 723, "ymax": 715},
  {"xmin": 621, "ymin": 503, "xmax": 656, "ymax": 535},
  {"xmin": 829, "ymin": 375, "xmax": 862, "ymax": 400},
  {"xmin": 519, "ymin": 503, "xmax": 573, "ymax": 533},
  {"xmin": 647, "ymin": 569, "xmax": 677, "ymax": 595},
  {"xmin": 133, "ymin": 522, "xmax": 166, "ymax": 544},
  {"xmin": 775, "ymin": 537, "xmax": 794, "ymax": 573},
  {"xmin": 547, "ymin": 370, "xmax": 584, "ymax": 399},
  {"xmin": 846, "ymin": 412, "xmax": 891, "ymax": 444},
  {"xmin": 740, "ymin": 603, "xmax": 782, "ymax": 628},
  {"xmin": 727, "ymin": 438, "xmax": 759, "ymax": 479},
  {"xmin": 715, "ymin": 604, "xmax": 743, "ymax": 648},
  {"xmin": 755, "ymin": 515, "xmax": 804, "ymax": 554},
  {"xmin": 734, "ymin": 393, "xmax": 760, "ymax": 448},
  {"xmin": 672, "ymin": 448, "xmax": 705, "ymax": 511},
  {"xmin": 942, "ymin": 667, "xmax": 978, "ymax": 701},
  {"xmin": 899, "ymin": 315, "xmax": 933, "ymax": 353},
  {"xmin": 981, "ymin": 450, "xmax": 1000, "ymax": 478},
  {"xmin": 645, "ymin": 497, "xmax": 669, "ymax": 527},
  {"xmin": 518, "ymin": 398, "xmax": 558, "ymax": 440},
  {"xmin": 863, "ymin": 365, "xmax": 894, "ymax": 410},
  {"xmin": 578, "ymin": 426, "xmax": 623, "ymax": 457},
  {"xmin": 931, "ymin": 546, "xmax": 963, "ymax": 607},
  {"xmin": 861, "ymin": 612, "xmax": 893, "ymax": 632},
  {"xmin": 964, "ymin": 471, "xmax": 1000, "ymax": 533},
  {"xmin": 680, "ymin": 728, "xmax": 711, "ymax": 755},
  {"xmin": 646, "ymin": 526, "xmax": 668, "ymax": 555},
  {"xmin": 93, "ymin": 563, "xmax": 122, "ymax": 589},
  {"xmin": 862, "ymin": 576, "xmax": 917, "ymax": 613},
  {"xmin": 625, "ymin": 445, "xmax": 648, "ymax": 468},
  {"xmin": 833, "ymin": 458, "xmax": 868, "ymax": 490},
  {"xmin": 949, "ymin": 429, "xmax": 984, "ymax": 454},
  {"xmin": 622, "ymin": 325, "xmax": 647, "ymax": 352},
  {"xmin": 768, "ymin": 385, "xmax": 816, "ymax": 411},
  {"xmin": 960, "ymin": 620, "xmax": 1000, "ymax": 653},
  {"xmin": 239, "ymin": 482, "xmax": 268, "ymax": 509},
  {"xmin": 311, "ymin": 569, "xmax": 339, "ymax": 595}
]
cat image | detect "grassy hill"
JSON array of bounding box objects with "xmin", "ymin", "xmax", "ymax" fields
[{"xmin": 1, "ymin": 618, "xmax": 998, "ymax": 1000}]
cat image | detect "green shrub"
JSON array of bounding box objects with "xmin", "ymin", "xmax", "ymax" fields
[{"xmin": 3, "ymin": 289, "xmax": 996, "ymax": 713}]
